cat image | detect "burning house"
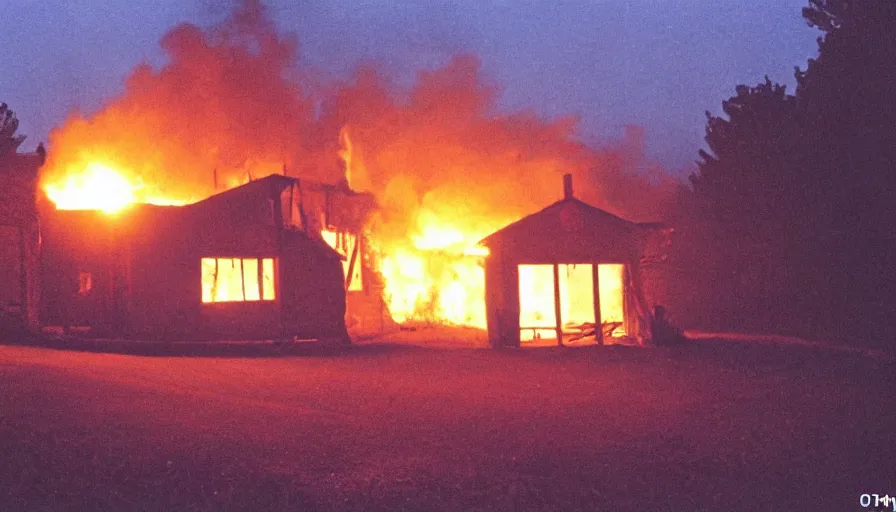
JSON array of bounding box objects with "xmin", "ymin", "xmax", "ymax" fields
[
  {"xmin": 39, "ymin": 174, "xmax": 381, "ymax": 341},
  {"xmin": 479, "ymin": 175, "xmax": 656, "ymax": 347}
]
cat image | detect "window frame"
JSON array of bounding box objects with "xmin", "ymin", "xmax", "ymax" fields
[{"xmin": 201, "ymin": 257, "xmax": 277, "ymax": 304}]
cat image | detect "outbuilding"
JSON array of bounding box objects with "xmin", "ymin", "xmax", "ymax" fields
[{"xmin": 478, "ymin": 175, "xmax": 657, "ymax": 348}]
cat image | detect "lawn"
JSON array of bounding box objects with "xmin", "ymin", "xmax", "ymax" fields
[{"xmin": 0, "ymin": 336, "xmax": 893, "ymax": 511}]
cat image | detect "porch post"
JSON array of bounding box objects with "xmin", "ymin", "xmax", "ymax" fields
[
  {"xmin": 553, "ymin": 263, "xmax": 563, "ymax": 346},
  {"xmin": 593, "ymin": 263, "xmax": 603, "ymax": 345}
]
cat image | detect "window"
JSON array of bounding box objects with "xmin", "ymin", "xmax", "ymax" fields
[
  {"xmin": 78, "ymin": 272, "xmax": 93, "ymax": 296},
  {"xmin": 321, "ymin": 229, "xmax": 363, "ymax": 291},
  {"xmin": 517, "ymin": 263, "xmax": 626, "ymax": 343},
  {"xmin": 201, "ymin": 257, "xmax": 276, "ymax": 303}
]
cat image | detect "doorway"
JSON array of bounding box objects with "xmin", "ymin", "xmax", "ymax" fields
[{"xmin": 517, "ymin": 263, "xmax": 626, "ymax": 344}]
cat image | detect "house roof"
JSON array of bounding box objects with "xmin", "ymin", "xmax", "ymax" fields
[
  {"xmin": 188, "ymin": 174, "xmax": 377, "ymax": 213},
  {"xmin": 478, "ymin": 197, "xmax": 648, "ymax": 247},
  {"xmin": 187, "ymin": 174, "xmax": 296, "ymax": 212},
  {"xmin": 185, "ymin": 174, "xmax": 349, "ymax": 261}
]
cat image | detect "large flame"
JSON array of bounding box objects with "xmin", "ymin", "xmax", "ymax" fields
[
  {"xmin": 376, "ymin": 212, "xmax": 498, "ymax": 328},
  {"xmin": 44, "ymin": 161, "xmax": 189, "ymax": 213}
]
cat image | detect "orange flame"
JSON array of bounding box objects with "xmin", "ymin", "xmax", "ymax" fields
[
  {"xmin": 43, "ymin": 161, "xmax": 189, "ymax": 213},
  {"xmin": 371, "ymin": 207, "xmax": 506, "ymax": 329}
]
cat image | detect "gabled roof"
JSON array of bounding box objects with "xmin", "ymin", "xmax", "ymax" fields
[
  {"xmin": 478, "ymin": 197, "xmax": 647, "ymax": 248},
  {"xmin": 187, "ymin": 174, "xmax": 296, "ymax": 212},
  {"xmin": 184, "ymin": 174, "xmax": 350, "ymax": 261},
  {"xmin": 187, "ymin": 174, "xmax": 376, "ymax": 213}
]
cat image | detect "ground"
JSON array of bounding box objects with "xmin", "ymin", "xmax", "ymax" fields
[{"xmin": 0, "ymin": 333, "xmax": 893, "ymax": 511}]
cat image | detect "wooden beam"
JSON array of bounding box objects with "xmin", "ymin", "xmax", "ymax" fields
[
  {"xmin": 239, "ymin": 258, "xmax": 246, "ymax": 300},
  {"xmin": 345, "ymin": 233, "xmax": 360, "ymax": 290},
  {"xmin": 257, "ymin": 257, "xmax": 264, "ymax": 300},
  {"xmin": 593, "ymin": 263, "xmax": 603, "ymax": 345},
  {"xmin": 553, "ymin": 263, "xmax": 563, "ymax": 347},
  {"xmin": 212, "ymin": 258, "xmax": 219, "ymax": 301}
]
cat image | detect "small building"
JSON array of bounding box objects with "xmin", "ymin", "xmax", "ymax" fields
[
  {"xmin": 478, "ymin": 175, "xmax": 657, "ymax": 348},
  {"xmin": 39, "ymin": 174, "xmax": 380, "ymax": 341}
]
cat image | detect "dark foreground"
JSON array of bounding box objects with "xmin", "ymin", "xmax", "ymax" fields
[{"xmin": 0, "ymin": 338, "xmax": 893, "ymax": 511}]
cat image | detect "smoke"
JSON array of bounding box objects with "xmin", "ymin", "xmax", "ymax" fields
[
  {"xmin": 319, "ymin": 54, "xmax": 680, "ymax": 248},
  {"xmin": 41, "ymin": 0, "xmax": 680, "ymax": 226},
  {"xmin": 41, "ymin": 0, "xmax": 327, "ymax": 201}
]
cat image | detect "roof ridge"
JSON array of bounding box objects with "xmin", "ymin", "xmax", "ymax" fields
[{"xmin": 477, "ymin": 196, "xmax": 641, "ymax": 247}]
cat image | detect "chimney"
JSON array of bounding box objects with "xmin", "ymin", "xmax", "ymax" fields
[{"xmin": 562, "ymin": 173, "xmax": 573, "ymax": 199}]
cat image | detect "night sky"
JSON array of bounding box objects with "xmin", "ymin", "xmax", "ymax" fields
[{"xmin": 2, "ymin": 0, "xmax": 818, "ymax": 173}]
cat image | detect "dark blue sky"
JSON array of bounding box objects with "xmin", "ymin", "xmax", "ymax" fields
[{"xmin": 2, "ymin": 0, "xmax": 818, "ymax": 172}]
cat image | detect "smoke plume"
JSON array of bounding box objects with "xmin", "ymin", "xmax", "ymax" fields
[{"xmin": 42, "ymin": 0, "xmax": 679, "ymax": 230}]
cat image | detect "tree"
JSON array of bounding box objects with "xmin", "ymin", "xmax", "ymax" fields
[
  {"xmin": 796, "ymin": 0, "xmax": 896, "ymax": 222},
  {"xmin": 795, "ymin": 0, "xmax": 896, "ymax": 343},
  {"xmin": 680, "ymin": 0, "xmax": 896, "ymax": 345},
  {"xmin": 0, "ymin": 103, "xmax": 26, "ymax": 158},
  {"xmin": 690, "ymin": 78, "xmax": 806, "ymax": 243},
  {"xmin": 676, "ymin": 79, "xmax": 810, "ymax": 334}
]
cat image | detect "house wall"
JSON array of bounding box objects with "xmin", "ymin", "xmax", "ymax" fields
[
  {"xmin": 125, "ymin": 213, "xmax": 199, "ymax": 339},
  {"xmin": 0, "ymin": 154, "xmax": 41, "ymax": 330},
  {"xmin": 485, "ymin": 249, "xmax": 520, "ymax": 348},
  {"xmin": 40, "ymin": 206, "xmax": 294, "ymax": 340},
  {"xmin": 279, "ymin": 231, "xmax": 349, "ymax": 341},
  {"xmin": 286, "ymin": 180, "xmax": 387, "ymax": 337},
  {"xmin": 0, "ymin": 226, "xmax": 22, "ymax": 309},
  {"xmin": 128, "ymin": 211, "xmax": 286, "ymax": 340},
  {"xmin": 39, "ymin": 208, "xmax": 123, "ymax": 331}
]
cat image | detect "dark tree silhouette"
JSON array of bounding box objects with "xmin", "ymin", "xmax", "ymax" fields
[
  {"xmin": 680, "ymin": 1, "xmax": 896, "ymax": 345},
  {"xmin": 691, "ymin": 79, "xmax": 804, "ymax": 236},
  {"xmin": 794, "ymin": 0, "xmax": 896, "ymax": 343},
  {"xmin": 797, "ymin": 0, "xmax": 896, "ymax": 207},
  {"xmin": 682, "ymin": 80, "xmax": 808, "ymax": 334},
  {"xmin": 0, "ymin": 103, "xmax": 26, "ymax": 158}
]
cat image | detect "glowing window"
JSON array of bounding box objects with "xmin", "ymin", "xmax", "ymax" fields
[
  {"xmin": 558, "ymin": 264, "xmax": 596, "ymax": 330},
  {"xmin": 262, "ymin": 258, "xmax": 275, "ymax": 300},
  {"xmin": 201, "ymin": 257, "xmax": 276, "ymax": 303},
  {"xmin": 518, "ymin": 264, "xmax": 556, "ymax": 340},
  {"xmin": 598, "ymin": 264, "xmax": 625, "ymax": 335},
  {"xmin": 78, "ymin": 272, "xmax": 93, "ymax": 296},
  {"xmin": 321, "ymin": 229, "xmax": 363, "ymax": 291},
  {"xmin": 243, "ymin": 259, "xmax": 260, "ymax": 301}
]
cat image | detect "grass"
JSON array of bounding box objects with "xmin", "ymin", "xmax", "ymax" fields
[{"xmin": 0, "ymin": 337, "xmax": 893, "ymax": 511}]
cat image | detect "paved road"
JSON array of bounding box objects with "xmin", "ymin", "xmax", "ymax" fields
[{"xmin": 0, "ymin": 340, "xmax": 893, "ymax": 511}]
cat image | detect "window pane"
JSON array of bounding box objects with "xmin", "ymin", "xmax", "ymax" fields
[
  {"xmin": 518, "ymin": 264, "xmax": 556, "ymax": 328},
  {"xmin": 78, "ymin": 272, "xmax": 93, "ymax": 296},
  {"xmin": 243, "ymin": 258, "xmax": 260, "ymax": 301},
  {"xmin": 201, "ymin": 258, "xmax": 217, "ymax": 303},
  {"xmin": 559, "ymin": 264, "xmax": 595, "ymax": 330},
  {"xmin": 262, "ymin": 258, "xmax": 275, "ymax": 300},
  {"xmin": 215, "ymin": 258, "xmax": 244, "ymax": 302},
  {"xmin": 202, "ymin": 258, "xmax": 277, "ymax": 303},
  {"xmin": 598, "ymin": 264, "xmax": 626, "ymax": 335},
  {"xmin": 230, "ymin": 258, "xmax": 245, "ymax": 301}
]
